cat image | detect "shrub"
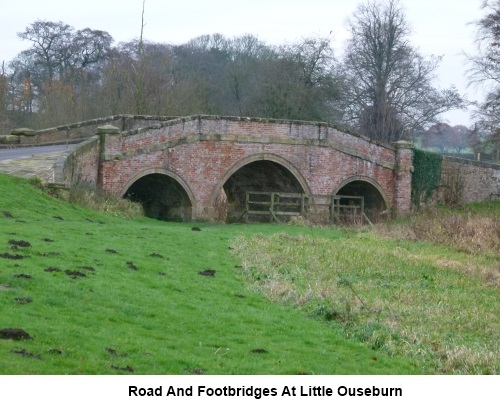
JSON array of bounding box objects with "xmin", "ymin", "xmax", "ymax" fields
[
  {"xmin": 68, "ymin": 182, "xmax": 144, "ymax": 219},
  {"xmin": 411, "ymin": 149, "xmax": 442, "ymax": 208},
  {"xmin": 410, "ymin": 211, "xmax": 500, "ymax": 255},
  {"xmin": 376, "ymin": 205, "xmax": 500, "ymax": 256}
]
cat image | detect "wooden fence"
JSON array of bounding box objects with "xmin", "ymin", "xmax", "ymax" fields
[{"xmin": 240, "ymin": 191, "xmax": 366, "ymax": 224}]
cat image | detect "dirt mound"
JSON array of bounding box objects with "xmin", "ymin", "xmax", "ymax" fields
[
  {"xmin": 0, "ymin": 253, "xmax": 25, "ymax": 260},
  {"xmin": 198, "ymin": 269, "xmax": 216, "ymax": 276},
  {"xmin": 149, "ymin": 253, "xmax": 164, "ymax": 258},
  {"xmin": 65, "ymin": 270, "xmax": 87, "ymax": 279},
  {"xmin": 14, "ymin": 274, "xmax": 32, "ymax": 279},
  {"xmin": 77, "ymin": 266, "xmax": 95, "ymax": 271},
  {"xmin": 44, "ymin": 267, "xmax": 61, "ymax": 272},
  {"xmin": 106, "ymin": 347, "xmax": 127, "ymax": 357},
  {"xmin": 8, "ymin": 240, "xmax": 31, "ymax": 248},
  {"xmin": 0, "ymin": 328, "xmax": 32, "ymax": 340},
  {"xmin": 111, "ymin": 365, "xmax": 134, "ymax": 373},
  {"xmin": 12, "ymin": 348, "xmax": 41, "ymax": 360},
  {"xmin": 15, "ymin": 297, "xmax": 32, "ymax": 304},
  {"xmin": 127, "ymin": 262, "xmax": 138, "ymax": 271}
]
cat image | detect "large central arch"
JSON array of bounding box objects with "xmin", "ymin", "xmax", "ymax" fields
[
  {"xmin": 209, "ymin": 154, "xmax": 311, "ymax": 222},
  {"xmin": 121, "ymin": 168, "xmax": 195, "ymax": 221}
]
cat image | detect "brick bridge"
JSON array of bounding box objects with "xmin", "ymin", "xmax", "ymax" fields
[{"xmin": 58, "ymin": 115, "xmax": 414, "ymax": 222}]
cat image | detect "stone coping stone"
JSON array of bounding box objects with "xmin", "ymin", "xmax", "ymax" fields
[
  {"xmin": 0, "ymin": 135, "xmax": 20, "ymax": 144},
  {"xmin": 11, "ymin": 128, "xmax": 36, "ymax": 136},
  {"xmin": 97, "ymin": 125, "xmax": 121, "ymax": 135}
]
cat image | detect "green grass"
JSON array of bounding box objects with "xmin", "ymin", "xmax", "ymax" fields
[
  {"xmin": 0, "ymin": 174, "xmax": 417, "ymax": 375},
  {"xmin": 1, "ymin": 174, "xmax": 498, "ymax": 374},
  {"xmin": 233, "ymin": 223, "xmax": 499, "ymax": 374}
]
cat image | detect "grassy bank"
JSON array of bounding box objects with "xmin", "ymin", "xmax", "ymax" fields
[
  {"xmin": 233, "ymin": 205, "xmax": 499, "ymax": 374},
  {"xmin": 1, "ymin": 173, "xmax": 497, "ymax": 374},
  {"xmin": 0, "ymin": 174, "xmax": 416, "ymax": 374}
]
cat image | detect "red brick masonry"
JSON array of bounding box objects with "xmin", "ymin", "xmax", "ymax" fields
[
  {"xmin": 60, "ymin": 116, "xmax": 410, "ymax": 221},
  {"xmin": 47, "ymin": 115, "xmax": 499, "ymax": 220}
]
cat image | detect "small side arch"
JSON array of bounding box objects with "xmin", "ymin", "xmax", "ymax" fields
[
  {"xmin": 121, "ymin": 168, "xmax": 196, "ymax": 221},
  {"xmin": 332, "ymin": 175, "xmax": 390, "ymax": 221},
  {"xmin": 332, "ymin": 175, "xmax": 389, "ymax": 207}
]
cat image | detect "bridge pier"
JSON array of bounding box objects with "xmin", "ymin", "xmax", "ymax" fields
[
  {"xmin": 199, "ymin": 206, "xmax": 215, "ymax": 222},
  {"xmin": 97, "ymin": 125, "xmax": 122, "ymax": 191},
  {"xmin": 392, "ymin": 140, "xmax": 414, "ymax": 215}
]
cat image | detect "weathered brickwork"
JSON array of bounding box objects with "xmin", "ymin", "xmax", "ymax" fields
[
  {"xmin": 441, "ymin": 156, "xmax": 500, "ymax": 202},
  {"xmin": 15, "ymin": 114, "xmax": 497, "ymax": 220},
  {"xmin": 85, "ymin": 115, "xmax": 412, "ymax": 221},
  {"xmin": 392, "ymin": 141, "xmax": 414, "ymax": 213}
]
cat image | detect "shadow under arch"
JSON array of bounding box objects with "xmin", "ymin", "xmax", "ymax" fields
[
  {"xmin": 121, "ymin": 168, "xmax": 195, "ymax": 221},
  {"xmin": 209, "ymin": 154, "xmax": 311, "ymax": 222},
  {"xmin": 332, "ymin": 175, "xmax": 389, "ymax": 221}
]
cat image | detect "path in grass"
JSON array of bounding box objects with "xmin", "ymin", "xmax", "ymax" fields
[{"xmin": 0, "ymin": 174, "xmax": 418, "ymax": 374}]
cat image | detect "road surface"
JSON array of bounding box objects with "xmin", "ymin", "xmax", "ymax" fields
[{"xmin": 0, "ymin": 145, "xmax": 73, "ymax": 161}]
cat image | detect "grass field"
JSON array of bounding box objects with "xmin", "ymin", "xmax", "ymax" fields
[{"xmin": 0, "ymin": 173, "xmax": 498, "ymax": 374}]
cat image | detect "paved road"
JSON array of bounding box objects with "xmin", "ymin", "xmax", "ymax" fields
[
  {"xmin": 0, "ymin": 145, "xmax": 75, "ymax": 182},
  {"xmin": 0, "ymin": 145, "xmax": 73, "ymax": 161}
]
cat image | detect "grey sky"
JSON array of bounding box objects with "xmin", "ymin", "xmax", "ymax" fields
[{"xmin": 0, "ymin": 0, "xmax": 487, "ymax": 126}]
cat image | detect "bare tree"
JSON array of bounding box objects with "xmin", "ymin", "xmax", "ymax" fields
[
  {"xmin": 421, "ymin": 123, "xmax": 453, "ymax": 153},
  {"xmin": 225, "ymin": 34, "xmax": 269, "ymax": 116},
  {"xmin": 449, "ymin": 125, "xmax": 474, "ymax": 153},
  {"xmin": 255, "ymin": 36, "xmax": 340, "ymax": 121},
  {"xmin": 0, "ymin": 62, "xmax": 10, "ymax": 132},
  {"xmin": 17, "ymin": 20, "xmax": 74, "ymax": 83},
  {"xmin": 467, "ymin": 0, "xmax": 500, "ymax": 89},
  {"xmin": 70, "ymin": 28, "xmax": 113, "ymax": 71},
  {"xmin": 12, "ymin": 20, "xmax": 113, "ymax": 127},
  {"xmin": 467, "ymin": 0, "xmax": 500, "ymax": 161},
  {"xmin": 338, "ymin": 0, "xmax": 464, "ymax": 144},
  {"xmin": 421, "ymin": 123, "xmax": 473, "ymax": 154},
  {"xmin": 100, "ymin": 41, "xmax": 174, "ymax": 115}
]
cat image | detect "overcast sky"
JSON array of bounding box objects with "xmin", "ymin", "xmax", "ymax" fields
[{"xmin": 0, "ymin": 0, "xmax": 488, "ymax": 126}]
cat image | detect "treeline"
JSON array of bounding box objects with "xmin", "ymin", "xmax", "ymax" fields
[
  {"xmin": 4, "ymin": 0, "xmax": 500, "ymax": 155},
  {"xmin": 0, "ymin": 28, "xmax": 342, "ymax": 133}
]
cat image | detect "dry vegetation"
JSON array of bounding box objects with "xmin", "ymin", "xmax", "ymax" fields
[
  {"xmin": 232, "ymin": 203, "xmax": 500, "ymax": 374},
  {"xmin": 67, "ymin": 183, "xmax": 145, "ymax": 219},
  {"xmin": 375, "ymin": 205, "xmax": 500, "ymax": 257},
  {"xmin": 28, "ymin": 179, "xmax": 144, "ymax": 219}
]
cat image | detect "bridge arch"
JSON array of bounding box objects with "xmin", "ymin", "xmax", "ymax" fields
[
  {"xmin": 121, "ymin": 168, "xmax": 195, "ymax": 221},
  {"xmin": 208, "ymin": 154, "xmax": 311, "ymax": 222},
  {"xmin": 333, "ymin": 175, "xmax": 389, "ymax": 221}
]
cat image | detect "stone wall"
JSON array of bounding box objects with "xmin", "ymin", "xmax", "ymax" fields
[
  {"xmin": 440, "ymin": 156, "xmax": 500, "ymax": 202},
  {"xmin": 54, "ymin": 136, "xmax": 101, "ymax": 186},
  {"xmin": 122, "ymin": 115, "xmax": 179, "ymax": 131},
  {"xmin": 25, "ymin": 117, "xmax": 122, "ymax": 146},
  {"xmin": 1, "ymin": 115, "xmax": 179, "ymax": 147}
]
